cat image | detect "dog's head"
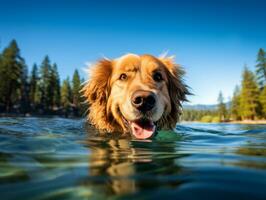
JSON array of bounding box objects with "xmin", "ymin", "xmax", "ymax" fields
[{"xmin": 83, "ymin": 54, "xmax": 189, "ymax": 139}]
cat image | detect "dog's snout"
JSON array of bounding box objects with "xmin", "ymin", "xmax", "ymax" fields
[{"xmin": 131, "ymin": 90, "xmax": 156, "ymax": 112}]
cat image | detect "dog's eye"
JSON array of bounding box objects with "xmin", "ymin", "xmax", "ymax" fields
[
  {"xmin": 153, "ymin": 72, "xmax": 163, "ymax": 82},
  {"xmin": 119, "ymin": 73, "xmax": 127, "ymax": 81}
]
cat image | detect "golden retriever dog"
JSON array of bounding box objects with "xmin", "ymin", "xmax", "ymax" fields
[{"xmin": 82, "ymin": 54, "xmax": 189, "ymax": 139}]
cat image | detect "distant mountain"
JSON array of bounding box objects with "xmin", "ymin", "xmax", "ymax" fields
[
  {"xmin": 183, "ymin": 102, "xmax": 231, "ymax": 110},
  {"xmin": 182, "ymin": 104, "xmax": 217, "ymax": 110}
]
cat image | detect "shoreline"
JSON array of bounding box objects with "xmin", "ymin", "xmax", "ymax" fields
[
  {"xmin": 227, "ymin": 120, "xmax": 266, "ymax": 124},
  {"xmin": 1, "ymin": 114, "xmax": 266, "ymax": 124},
  {"xmin": 181, "ymin": 120, "xmax": 266, "ymax": 124},
  {"xmin": 0, "ymin": 113, "xmax": 82, "ymax": 119}
]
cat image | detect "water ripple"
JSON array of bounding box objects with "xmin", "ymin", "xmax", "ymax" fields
[{"xmin": 0, "ymin": 117, "xmax": 265, "ymax": 200}]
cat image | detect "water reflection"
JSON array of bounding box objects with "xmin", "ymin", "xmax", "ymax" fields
[
  {"xmin": 234, "ymin": 143, "xmax": 266, "ymax": 169},
  {"xmin": 82, "ymin": 134, "xmax": 184, "ymax": 196}
]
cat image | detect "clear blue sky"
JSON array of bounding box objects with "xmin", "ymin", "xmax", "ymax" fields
[{"xmin": 0, "ymin": 0, "xmax": 266, "ymax": 104}]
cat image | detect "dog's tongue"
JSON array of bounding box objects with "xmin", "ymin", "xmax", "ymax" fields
[{"xmin": 129, "ymin": 120, "xmax": 155, "ymax": 139}]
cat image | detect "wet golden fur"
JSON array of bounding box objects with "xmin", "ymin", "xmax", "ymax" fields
[{"xmin": 82, "ymin": 54, "xmax": 189, "ymax": 134}]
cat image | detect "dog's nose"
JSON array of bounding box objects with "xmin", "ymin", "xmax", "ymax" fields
[{"xmin": 131, "ymin": 90, "xmax": 156, "ymax": 112}]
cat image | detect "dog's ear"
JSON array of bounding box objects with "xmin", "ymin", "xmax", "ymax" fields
[
  {"xmin": 159, "ymin": 56, "xmax": 190, "ymax": 128},
  {"xmin": 83, "ymin": 59, "xmax": 112, "ymax": 104},
  {"xmin": 82, "ymin": 59, "xmax": 115, "ymax": 132}
]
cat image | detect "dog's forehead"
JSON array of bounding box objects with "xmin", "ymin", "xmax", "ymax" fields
[
  {"xmin": 115, "ymin": 54, "xmax": 140, "ymax": 70},
  {"xmin": 114, "ymin": 54, "xmax": 161, "ymax": 71}
]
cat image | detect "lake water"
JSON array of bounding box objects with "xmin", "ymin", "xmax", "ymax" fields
[{"xmin": 0, "ymin": 117, "xmax": 265, "ymax": 200}]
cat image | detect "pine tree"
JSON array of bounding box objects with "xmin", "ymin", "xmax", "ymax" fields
[
  {"xmin": 19, "ymin": 58, "xmax": 30, "ymax": 113},
  {"xmin": 217, "ymin": 91, "xmax": 227, "ymax": 121},
  {"xmin": 50, "ymin": 63, "xmax": 61, "ymax": 108},
  {"xmin": 0, "ymin": 53, "xmax": 3, "ymax": 105},
  {"xmin": 61, "ymin": 77, "xmax": 72, "ymax": 116},
  {"xmin": 72, "ymin": 69, "xmax": 81, "ymax": 107},
  {"xmin": 39, "ymin": 55, "xmax": 52, "ymax": 110},
  {"xmin": 255, "ymin": 48, "xmax": 266, "ymax": 90},
  {"xmin": 61, "ymin": 77, "xmax": 72, "ymax": 107},
  {"xmin": 29, "ymin": 63, "xmax": 39, "ymax": 106},
  {"xmin": 230, "ymin": 85, "xmax": 241, "ymax": 120},
  {"xmin": 0, "ymin": 40, "xmax": 24, "ymax": 112},
  {"xmin": 259, "ymin": 86, "xmax": 266, "ymax": 118},
  {"xmin": 34, "ymin": 81, "xmax": 42, "ymax": 106},
  {"xmin": 239, "ymin": 67, "xmax": 260, "ymax": 120}
]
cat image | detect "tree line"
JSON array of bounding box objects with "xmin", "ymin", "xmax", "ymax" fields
[
  {"xmin": 1, "ymin": 39, "xmax": 265, "ymax": 121},
  {"xmin": 0, "ymin": 39, "xmax": 85, "ymax": 117},
  {"xmin": 182, "ymin": 48, "xmax": 266, "ymax": 122}
]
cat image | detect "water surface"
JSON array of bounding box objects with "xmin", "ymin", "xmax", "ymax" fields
[{"xmin": 0, "ymin": 118, "xmax": 265, "ymax": 200}]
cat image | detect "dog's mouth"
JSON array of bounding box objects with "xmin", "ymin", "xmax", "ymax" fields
[
  {"xmin": 119, "ymin": 107, "xmax": 157, "ymax": 139},
  {"xmin": 128, "ymin": 119, "xmax": 156, "ymax": 139},
  {"xmin": 119, "ymin": 115, "xmax": 155, "ymax": 139}
]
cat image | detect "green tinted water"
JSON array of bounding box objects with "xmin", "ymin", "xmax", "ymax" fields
[{"xmin": 0, "ymin": 118, "xmax": 265, "ymax": 200}]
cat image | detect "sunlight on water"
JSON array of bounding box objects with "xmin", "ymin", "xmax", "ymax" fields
[{"xmin": 0, "ymin": 118, "xmax": 265, "ymax": 200}]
